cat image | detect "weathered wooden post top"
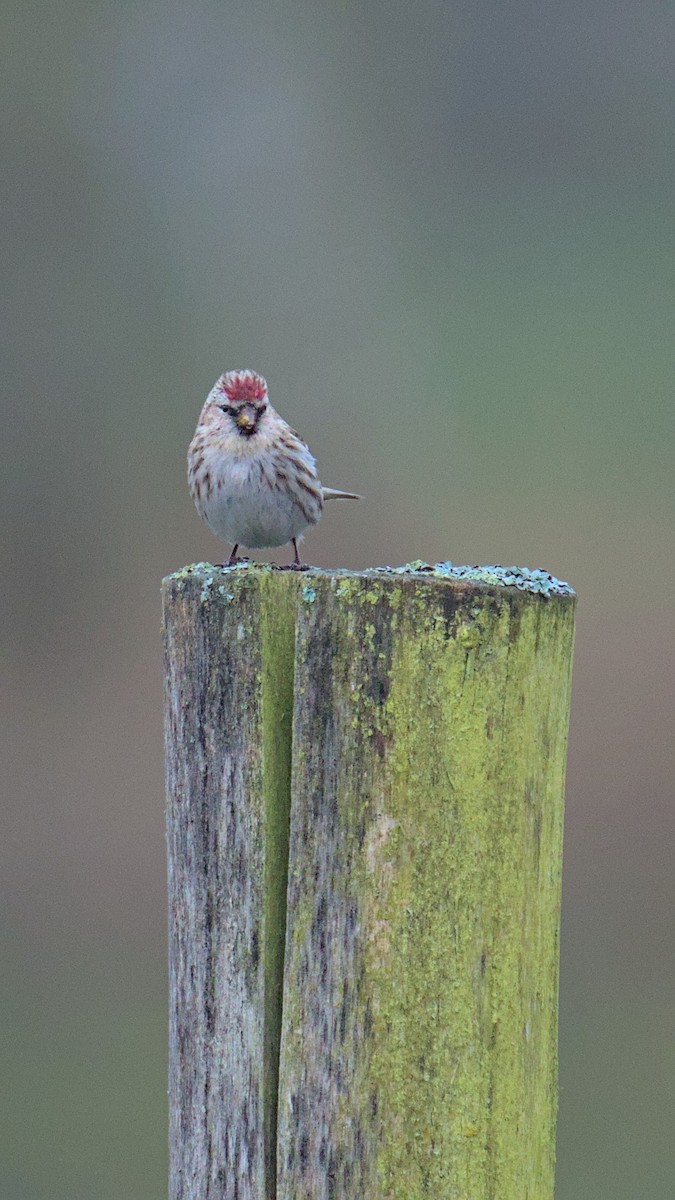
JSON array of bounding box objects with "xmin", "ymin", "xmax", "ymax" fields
[{"xmin": 163, "ymin": 560, "xmax": 575, "ymax": 1200}]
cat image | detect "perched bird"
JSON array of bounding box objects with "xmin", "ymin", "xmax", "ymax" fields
[{"xmin": 188, "ymin": 370, "xmax": 359, "ymax": 567}]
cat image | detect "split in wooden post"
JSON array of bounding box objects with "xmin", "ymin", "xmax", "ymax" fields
[{"xmin": 163, "ymin": 561, "xmax": 575, "ymax": 1200}]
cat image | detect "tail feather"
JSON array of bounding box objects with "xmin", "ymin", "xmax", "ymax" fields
[{"xmin": 322, "ymin": 487, "xmax": 361, "ymax": 500}]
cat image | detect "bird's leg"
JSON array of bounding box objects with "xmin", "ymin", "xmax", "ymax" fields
[
  {"xmin": 226, "ymin": 544, "xmax": 239, "ymax": 567},
  {"xmin": 282, "ymin": 538, "xmax": 309, "ymax": 571}
]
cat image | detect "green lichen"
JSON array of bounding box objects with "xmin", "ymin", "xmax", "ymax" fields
[
  {"xmin": 167, "ymin": 560, "xmax": 575, "ymax": 600},
  {"xmin": 381, "ymin": 561, "xmax": 575, "ymax": 598},
  {"xmin": 199, "ymin": 577, "xmax": 214, "ymax": 602},
  {"xmin": 360, "ymin": 586, "xmax": 574, "ymax": 1197},
  {"xmin": 276, "ymin": 572, "xmax": 575, "ymax": 1199},
  {"xmin": 167, "ymin": 559, "xmax": 280, "ymax": 585}
]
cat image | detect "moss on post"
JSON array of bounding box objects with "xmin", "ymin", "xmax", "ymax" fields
[
  {"xmin": 163, "ymin": 561, "xmax": 575, "ymax": 1200},
  {"xmin": 277, "ymin": 568, "xmax": 575, "ymax": 1200}
]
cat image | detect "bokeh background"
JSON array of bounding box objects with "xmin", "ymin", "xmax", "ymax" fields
[{"xmin": 2, "ymin": 2, "xmax": 674, "ymax": 1197}]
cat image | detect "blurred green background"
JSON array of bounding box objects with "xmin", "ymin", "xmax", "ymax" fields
[{"xmin": 2, "ymin": 2, "xmax": 674, "ymax": 1197}]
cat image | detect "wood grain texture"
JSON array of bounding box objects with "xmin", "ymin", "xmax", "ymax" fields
[
  {"xmin": 163, "ymin": 566, "xmax": 296, "ymax": 1200},
  {"xmin": 164, "ymin": 562, "xmax": 575, "ymax": 1200},
  {"xmin": 277, "ymin": 571, "xmax": 575, "ymax": 1200}
]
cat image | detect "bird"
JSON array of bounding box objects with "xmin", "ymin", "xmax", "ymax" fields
[{"xmin": 188, "ymin": 369, "xmax": 360, "ymax": 567}]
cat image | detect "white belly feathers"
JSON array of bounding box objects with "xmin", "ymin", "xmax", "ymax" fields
[{"xmin": 199, "ymin": 456, "xmax": 310, "ymax": 549}]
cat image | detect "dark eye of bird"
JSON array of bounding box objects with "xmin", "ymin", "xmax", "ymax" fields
[{"xmin": 219, "ymin": 404, "xmax": 236, "ymax": 415}]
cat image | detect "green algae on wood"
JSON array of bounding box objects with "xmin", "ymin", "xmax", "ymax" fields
[
  {"xmin": 277, "ymin": 571, "xmax": 575, "ymax": 1200},
  {"xmin": 163, "ymin": 566, "xmax": 296, "ymax": 1200},
  {"xmin": 163, "ymin": 561, "xmax": 575, "ymax": 1200}
]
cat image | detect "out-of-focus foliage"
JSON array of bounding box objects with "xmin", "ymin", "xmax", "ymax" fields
[{"xmin": 2, "ymin": 3, "xmax": 673, "ymax": 1197}]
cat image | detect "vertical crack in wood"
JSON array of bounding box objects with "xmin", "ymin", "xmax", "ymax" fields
[{"xmin": 259, "ymin": 575, "xmax": 296, "ymax": 1200}]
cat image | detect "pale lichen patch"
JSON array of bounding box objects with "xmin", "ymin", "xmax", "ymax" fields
[{"xmin": 379, "ymin": 561, "xmax": 575, "ymax": 598}]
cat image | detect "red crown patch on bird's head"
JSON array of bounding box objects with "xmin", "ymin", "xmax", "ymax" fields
[{"xmin": 218, "ymin": 369, "xmax": 268, "ymax": 403}]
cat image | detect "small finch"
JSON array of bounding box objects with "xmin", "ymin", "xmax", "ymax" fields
[{"xmin": 188, "ymin": 370, "xmax": 360, "ymax": 567}]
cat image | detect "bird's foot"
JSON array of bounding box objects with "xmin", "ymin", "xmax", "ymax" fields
[
  {"xmin": 281, "ymin": 538, "xmax": 310, "ymax": 570},
  {"xmin": 214, "ymin": 555, "xmax": 251, "ymax": 569}
]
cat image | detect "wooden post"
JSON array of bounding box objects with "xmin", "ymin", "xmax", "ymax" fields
[
  {"xmin": 163, "ymin": 561, "xmax": 575, "ymax": 1200},
  {"xmin": 163, "ymin": 566, "xmax": 297, "ymax": 1199}
]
